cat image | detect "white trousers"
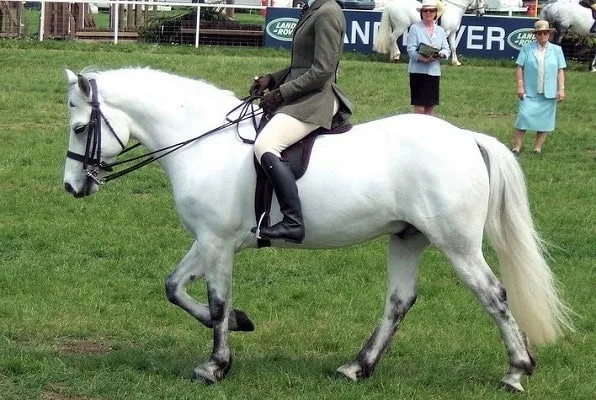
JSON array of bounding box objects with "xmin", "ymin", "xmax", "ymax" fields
[{"xmin": 254, "ymin": 99, "xmax": 339, "ymax": 163}]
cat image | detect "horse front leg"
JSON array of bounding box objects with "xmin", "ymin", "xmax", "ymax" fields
[
  {"xmin": 448, "ymin": 31, "xmax": 461, "ymax": 66},
  {"xmin": 389, "ymin": 29, "xmax": 402, "ymax": 62},
  {"xmin": 190, "ymin": 243, "xmax": 236, "ymax": 383},
  {"xmin": 590, "ymin": 51, "xmax": 596, "ymax": 73},
  {"xmin": 337, "ymin": 234, "xmax": 427, "ymax": 380},
  {"xmin": 165, "ymin": 241, "xmax": 254, "ymax": 332}
]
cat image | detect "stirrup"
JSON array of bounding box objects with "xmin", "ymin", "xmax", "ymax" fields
[{"xmin": 253, "ymin": 212, "xmax": 268, "ymax": 239}]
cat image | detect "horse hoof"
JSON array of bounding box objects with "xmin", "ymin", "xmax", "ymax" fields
[
  {"xmin": 336, "ymin": 363, "xmax": 362, "ymax": 382},
  {"xmin": 390, "ymin": 57, "xmax": 400, "ymax": 63},
  {"xmin": 230, "ymin": 309, "xmax": 255, "ymax": 332},
  {"xmin": 499, "ymin": 377, "xmax": 524, "ymax": 392},
  {"xmin": 191, "ymin": 361, "xmax": 229, "ymax": 384}
]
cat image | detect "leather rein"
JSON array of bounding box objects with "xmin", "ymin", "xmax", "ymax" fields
[{"xmin": 66, "ymin": 78, "xmax": 262, "ymax": 185}]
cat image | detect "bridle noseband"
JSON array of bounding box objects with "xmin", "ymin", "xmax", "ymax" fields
[{"xmin": 66, "ymin": 78, "xmax": 262, "ymax": 185}]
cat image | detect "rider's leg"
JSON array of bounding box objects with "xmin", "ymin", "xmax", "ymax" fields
[{"xmin": 252, "ymin": 113, "xmax": 318, "ymax": 243}]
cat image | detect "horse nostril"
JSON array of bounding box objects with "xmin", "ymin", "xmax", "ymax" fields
[{"xmin": 64, "ymin": 182, "xmax": 75, "ymax": 194}]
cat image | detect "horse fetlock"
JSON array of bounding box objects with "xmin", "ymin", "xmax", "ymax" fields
[{"xmin": 191, "ymin": 359, "xmax": 231, "ymax": 384}]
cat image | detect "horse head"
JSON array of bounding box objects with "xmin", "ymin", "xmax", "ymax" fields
[{"xmin": 63, "ymin": 69, "xmax": 132, "ymax": 198}]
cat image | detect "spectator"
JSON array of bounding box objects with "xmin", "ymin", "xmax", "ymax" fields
[
  {"xmin": 511, "ymin": 20, "xmax": 566, "ymax": 155},
  {"xmin": 406, "ymin": 0, "xmax": 450, "ymax": 115}
]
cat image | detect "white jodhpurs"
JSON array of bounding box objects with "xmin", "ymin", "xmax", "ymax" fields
[{"xmin": 254, "ymin": 99, "xmax": 339, "ymax": 163}]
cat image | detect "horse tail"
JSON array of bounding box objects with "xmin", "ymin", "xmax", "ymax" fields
[
  {"xmin": 373, "ymin": 9, "xmax": 391, "ymax": 54},
  {"xmin": 473, "ymin": 133, "xmax": 574, "ymax": 345}
]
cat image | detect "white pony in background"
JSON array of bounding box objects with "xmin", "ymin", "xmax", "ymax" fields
[
  {"xmin": 540, "ymin": 0, "xmax": 596, "ymax": 72},
  {"xmin": 374, "ymin": 0, "xmax": 486, "ymax": 65},
  {"xmin": 63, "ymin": 67, "xmax": 572, "ymax": 389}
]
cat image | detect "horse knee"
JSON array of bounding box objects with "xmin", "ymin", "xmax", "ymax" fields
[
  {"xmin": 165, "ymin": 273, "xmax": 181, "ymax": 305},
  {"xmin": 207, "ymin": 287, "xmax": 227, "ymax": 324}
]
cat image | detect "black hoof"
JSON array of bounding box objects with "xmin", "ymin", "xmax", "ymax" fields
[{"xmin": 232, "ymin": 309, "xmax": 255, "ymax": 331}]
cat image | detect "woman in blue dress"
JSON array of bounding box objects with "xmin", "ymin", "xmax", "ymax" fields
[{"xmin": 512, "ymin": 20, "xmax": 566, "ymax": 155}]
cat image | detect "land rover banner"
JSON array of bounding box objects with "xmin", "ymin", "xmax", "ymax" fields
[{"xmin": 264, "ymin": 8, "xmax": 536, "ymax": 59}]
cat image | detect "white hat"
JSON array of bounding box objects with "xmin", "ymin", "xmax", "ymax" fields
[
  {"xmin": 417, "ymin": 0, "xmax": 445, "ymax": 19},
  {"xmin": 532, "ymin": 20, "xmax": 556, "ymax": 33}
]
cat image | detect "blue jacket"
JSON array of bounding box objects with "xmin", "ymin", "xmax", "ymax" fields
[
  {"xmin": 516, "ymin": 42, "xmax": 566, "ymax": 99},
  {"xmin": 406, "ymin": 21, "xmax": 450, "ymax": 76}
]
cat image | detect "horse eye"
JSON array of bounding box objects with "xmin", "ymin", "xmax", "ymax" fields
[
  {"xmin": 73, "ymin": 125, "xmax": 87, "ymax": 135},
  {"xmin": 69, "ymin": 101, "xmax": 75, "ymax": 107}
]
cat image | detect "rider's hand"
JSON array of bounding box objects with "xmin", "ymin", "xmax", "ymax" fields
[
  {"xmin": 259, "ymin": 89, "xmax": 284, "ymax": 114},
  {"xmin": 250, "ymin": 74, "xmax": 272, "ymax": 96}
]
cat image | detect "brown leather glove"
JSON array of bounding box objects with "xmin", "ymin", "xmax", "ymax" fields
[
  {"xmin": 259, "ymin": 89, "xmax": 284, "ymax": 115},
  {"xmin": 250, "ymin": 74, "xmax": 272, "ymax": 96}
]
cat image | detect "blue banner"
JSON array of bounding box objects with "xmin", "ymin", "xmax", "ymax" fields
[{"xmin": 265, "ymin": 8, "xmax": 537, "ymax": 59}]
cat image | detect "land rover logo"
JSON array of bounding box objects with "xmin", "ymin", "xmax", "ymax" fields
[
  {"xmin": 266, "ymin": 18, "xmax": 298, "ymax": 41},
  {"xmin": 507, "ymin": 28, "xmax": 536, "ymax": 50}
]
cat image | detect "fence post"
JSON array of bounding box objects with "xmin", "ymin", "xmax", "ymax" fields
[
  {"xmin": 195, "ymin": 4, "xmax": 200, "ymax": 48},
  {"xmin": 114, "ymin": 0, "xmax": 120, "ymax": 44}
]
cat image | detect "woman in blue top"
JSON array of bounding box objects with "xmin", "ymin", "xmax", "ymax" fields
[
  {"xmin": 511, "ymin": 20, "xmax": 566, "ymax": 155},
  {"xmin": 406, "ymin": 0, "xmax": 450, "ymax": 115}
]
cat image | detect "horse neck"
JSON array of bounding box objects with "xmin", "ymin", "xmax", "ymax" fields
[
  {"xmin": 97, "ymin": 72, "xmax": 250, "ymax": 181},
  {"xmin": 99, "ymin": 73, "xmax": 242, "ymax": 151}
]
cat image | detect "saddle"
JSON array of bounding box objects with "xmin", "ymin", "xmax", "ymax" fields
[{"xmin": 254, "ymin": 113, "xmax": 352, "ymax": 247}]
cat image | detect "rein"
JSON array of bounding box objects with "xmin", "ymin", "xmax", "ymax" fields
[{"xmin": 66, "ymin": 78, "xmax": 262, "ymax": 184}]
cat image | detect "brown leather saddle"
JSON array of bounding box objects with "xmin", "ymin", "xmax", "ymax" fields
[{"xmin": 254, "ymin": 113, "xmax": 352, "ymax": 247}]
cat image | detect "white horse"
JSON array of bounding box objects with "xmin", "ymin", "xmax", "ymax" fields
[
  {"xmin": 540, "ymin": 0, "xmax": 596, "ymax": 72},
  {"xmin": 63, "ymin": 67, "xmax": 572, "ymax": 390},
  {"xmin": 374, "ymin": 0, "xmax": 486, "ymax": 65}
]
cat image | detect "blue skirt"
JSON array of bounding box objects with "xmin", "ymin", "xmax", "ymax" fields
[{"xmin": 515, "ymin": 94, "xmax": 557, "ymax": 132}]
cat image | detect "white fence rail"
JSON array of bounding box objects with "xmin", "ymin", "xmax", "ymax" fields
[{"xmin": 20, "ymin": 0, "xmax": 267, "ymax": 46}]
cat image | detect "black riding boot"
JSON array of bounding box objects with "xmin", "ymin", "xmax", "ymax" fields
[{"xmin": 254, "ymin": 152, "xmax": 305, "ymax": 243}]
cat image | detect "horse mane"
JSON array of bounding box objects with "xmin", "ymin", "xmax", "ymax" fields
[{"xmin": 84, "ymin": 67, "xmax": 240, "ymax": 115}]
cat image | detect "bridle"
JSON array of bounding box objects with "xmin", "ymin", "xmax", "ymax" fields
[{"xmin": 66, "ymin": 78, "xmax": 262, "ymax": 185}]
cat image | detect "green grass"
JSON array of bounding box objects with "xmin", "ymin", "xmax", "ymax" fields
[{"xmin": 0, "ymin": 41, "xmax": 594, "ymax": 399}]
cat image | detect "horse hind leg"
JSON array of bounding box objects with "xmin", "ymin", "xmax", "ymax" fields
[
  {"xmin": 440, "ymin": 247, "xmax": 536, "ymax": 392},
  {"xmin": 337, "ymin": 233, "xmax": 428, "ymax": 380},
  {"xmin": 165, "ymin": 241, "xmax": 254, "ymax": 332}
]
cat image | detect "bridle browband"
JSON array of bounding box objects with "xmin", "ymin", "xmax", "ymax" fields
[{"xmin": 66, "ymin": 78, "xmax": 262, "ymax": 185}]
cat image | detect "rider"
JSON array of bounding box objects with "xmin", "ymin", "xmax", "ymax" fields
[
  {"xmin": 579, "ymin": 0, "xmax": 596, "ymax": 33},
  {"xmin": 249, "ymin": 0, "xmax": 352, "ymax": 244}
]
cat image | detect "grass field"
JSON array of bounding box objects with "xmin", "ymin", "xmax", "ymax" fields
[{"xmin": 0, "ymin": 41, "xmax": 594, "ymax": 399}]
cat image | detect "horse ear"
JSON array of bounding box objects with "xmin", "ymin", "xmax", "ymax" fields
[
  {"xmin": 65, "ymin": 69, "xmax": 77, "ymax": 86},
  {"xmin": 77, "ymin": 73, "xmax": 92, "ymax": 98}
]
